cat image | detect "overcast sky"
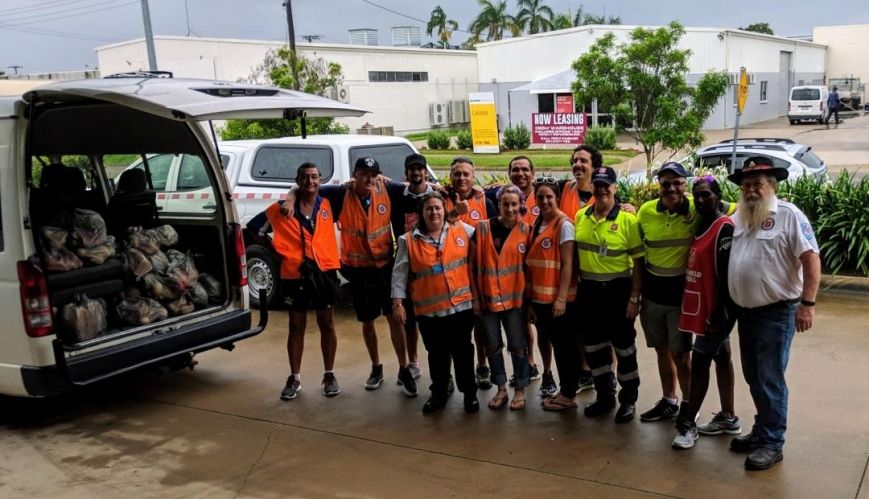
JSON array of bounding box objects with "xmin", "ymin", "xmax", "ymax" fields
[{"xmin": 2, "ymin": 0, "xmax": 868, "ymax": 74}]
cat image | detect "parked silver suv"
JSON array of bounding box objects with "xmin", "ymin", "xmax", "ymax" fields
[{"xmin": 692, "ymin": 138, "xmax": 828, "ymax": 181}]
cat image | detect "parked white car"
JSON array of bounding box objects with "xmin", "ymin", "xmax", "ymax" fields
[
  {"xmin": 0, "ymin": 75, "xmax": 364, "ymax": 397},
  {"xmin": 121, "ymin": 135, "xmax": 436, "ymax": 307}
]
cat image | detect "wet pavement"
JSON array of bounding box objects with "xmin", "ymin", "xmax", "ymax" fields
[{"xmin": 1, "ymin": 290, "xmax": 868, "ymax": 498}]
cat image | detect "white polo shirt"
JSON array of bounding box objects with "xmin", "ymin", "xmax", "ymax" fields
[{"xmin": 728, "ymin": 198, "xmax": 819, "ymax": 308}]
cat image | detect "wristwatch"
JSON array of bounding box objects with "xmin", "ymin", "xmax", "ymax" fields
[
  {"xmin": 800, "ymin": 299, "xmax": 815, "ymax": 307},
  {"xmin": 629, "ymin": 295, "xmax": 640, "ymax": 304}
]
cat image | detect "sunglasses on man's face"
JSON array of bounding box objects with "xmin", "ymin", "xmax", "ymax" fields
[{"xmin": 659, "ymin": 180, "xmax": 686, "ymax": 189}]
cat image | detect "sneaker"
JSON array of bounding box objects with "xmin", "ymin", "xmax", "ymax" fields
[
  {"xmin": 745, "ymin": 447, "xmax": 783, "ymax": 471},
  {"xmin": 698, "ymin": 413, "xmax": 742, "ymax": 436},
  {"xmin": 280, "ymin": 376, "xmax": 301, "ymax": 400},
  {"xmin": 540, "ymin": 371, "xmax": 557, "ymax": 397},
  {"xmin": 614, "ymin": 403, "xmax": 635, "ymax": 424},
  {"xmin": 583, "ymin": 397, "xmax": 616, "ymax": 417},
  {"xmin": 529, "ymin": 364, "xmax": 542, "ymax": 381},
  {"xmin": 397, "ymin": 367, "xmax": 418, "ymax": 398},
  {"xmin": 672, "ymin": 419, "xmax": 699, "ymax": 449},
  {"xmin": 365, "ymin": 364, "xmax": 384, "ymax": 390},
  {"xmin": 476, "ymin": 365, "xmax": 492, "ymax": 389},
  {"xmin": 322, "ymin": 373, "xmax": 341, "ymax": 397},
  {"xmin": 640, "ymin": 398, "xmax": 679, "ymax": 422},
  {"xmin": 576, "ymin": 372, "xmax": 594, "ymax": 394},
  {"xmin": 408, "ymin": 363, "xmax": 422, "ymax": 380}
]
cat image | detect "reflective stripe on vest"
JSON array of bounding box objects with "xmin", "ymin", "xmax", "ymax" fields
[
  {"xmin": 475, "ymin": 220, "xmax": 528, "ymax": 312},
  {"xmin": 575, "ymin": 241, "xmax": 628, "ymax": 257},
  {"xmin": 407, "ymin": 223, "xmax": 473, "ymax": 316},
  {"xmin": 525, "ymin": 215, "xmax": 576, "ymax": 303},
  {"xmin": 339, "ymin": 180, "xmax": 393, "ymax": 268},
  {"xmin": 579, "ymin": 269, "xmax": 632, "ymax": 281},
  {"xmin": 638, "ymin": 198, "xmax": 699, "ymax": 277}
]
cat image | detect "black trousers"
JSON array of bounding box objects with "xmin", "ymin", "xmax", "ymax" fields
[
  {"xmin": 532, "ymin": 302, "xmax": 581, "ymax": 398},
  {"xmin": 417, "ymin": 309, "xmax": 477, "ymax": 400},
  {"xmin": 579, "ymin": 278, "xmax": 640, "ymax": 404}
]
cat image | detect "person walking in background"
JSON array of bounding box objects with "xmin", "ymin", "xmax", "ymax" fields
[
  {"xmin": 825, "ymin": 86, "xmax": 840, "ymax": 125},
  {"xmin": 672, "ymin": 176, "xmax": 740, "ymax": 450},
  {"xmin": 727, "ymin": 156, "xmax": 821, "ymax": 471},
  {"xmin": 472, "ymin": 185, "xmax": 531, "ymax": 411},
  {"xmin": 392, "ymin": 192, "xmax": 480, "ymax": 414},
  {"xmin": 574, "ymin": 167, "xmax": 645, "ymax": 423},
  {"xmin": 265, "ymin": 163, "xmax": 341, "ymax": 401}
]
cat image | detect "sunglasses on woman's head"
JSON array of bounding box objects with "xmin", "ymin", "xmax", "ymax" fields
[{"xmin": 534, "ymin": 176, "xmax": 558, "ymax": 185}]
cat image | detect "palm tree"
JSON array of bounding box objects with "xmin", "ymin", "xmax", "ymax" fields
[
  {"xmin": 552, "ymin": 12, "xmax": 572, "ymax": 30},
  {"xmin": 516, "ymin": 0, "xmax": 554, "ymax": 35},
  {"xmin": 582, "ymin": 14, "xmax": 622, "ymax": 25},
  {"xmin": 426, "ymin": 5, "xmax": 460, "ymax": 49},
  {"xmin": 468, "ymin": 0, "xmax": 519, "ymax": 41},
  {"xmin": 572, "ymin": 6, "xmax": 586, "ymax": 27}
]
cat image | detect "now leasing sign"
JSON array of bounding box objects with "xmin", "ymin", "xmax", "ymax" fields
[{"xmin": 531, "ymin": 112, "xmax": 588, "ymax": 145}]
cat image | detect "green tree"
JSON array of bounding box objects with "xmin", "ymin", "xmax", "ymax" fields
[
  {"xmin": 221, "ymin": 47, "xmax": 349, "ymax": 140},
  {"xmin": 571, "ymin": 22, "xmax": 729, "ymax": 174},
  {"xmin": 552, "ymin": 11, "xmax": 573, "ymax": 30},
  {"xmin": 469, "ymin": 0, "xmax": 519, "ymax": 41},
  {"xmin": 516, "ymin": 0, "xmax": 554, "ymax": 34},
  {"xmin": 426, "ymin": 5, "xmax": 460, "ymax": 49},
  {"xmin": 582, "ymin": 13, "xmax": 622, "ymax": 25},
  {"xmin": 740, "ymin": 22, "xmax": 774, "ymax": 35}
]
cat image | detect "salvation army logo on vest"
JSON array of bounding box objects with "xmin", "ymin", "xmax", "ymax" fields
[
  {"xmin": 541, "ymin": 237, "xmax": 553, "ymax": 249},
  {"xmin": 455, "ymin": 236, "xmax": 466, "ymax": 247},
  {"xmin": 532, "ymin": 206, "xmax": 541, "ymax": 216},
  {"xmin": 470, "ymin": 209, "xmax": 481, "ymax": 220},
  {"xmin": 320, "ymin": 209, "xmax": 329, "ymax": 220},
  {"xmin": 517, "ymin": 242, "xmax": 527, "ymax": 254},
  {"xmin": 377, "ymin": 203, "xmax": 388, "ymax": 215}
]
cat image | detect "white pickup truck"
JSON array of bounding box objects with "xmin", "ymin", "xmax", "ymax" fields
[{"xmin": 122, "ymin": 134, "xmax": 434, "ymax": 307}]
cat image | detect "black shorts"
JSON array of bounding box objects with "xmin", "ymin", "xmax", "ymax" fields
[
  {"xmin": 343, "ymin": 264, "xmax": 393, "ymax": 322},
  {"xmin": 281, "ymin": 270, "xmax": 338, "ymax": 312}
]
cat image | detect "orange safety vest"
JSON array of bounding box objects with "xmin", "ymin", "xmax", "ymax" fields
[
  {"xmin": 475, "ymin": 219, "xmax": 528, "ymax": 312},
  {"xmin": 407, "ymin": 223, "xmax": 473, "ymax": 316},
  {"xmin": 525, "ymin": 214, "xmax": 576, "ymax": 304},
  {"xmin": 266, "ymin": 199, "xmax": 340, "ymax": 280},
  {"xmin": 521, "ymin": 191, "xmax": 541, "ymax": 225},
  {"xmin": 560, "ymin": 180, "xmax": 595, "ymax": 220},
  {"xmin": 337, "ymin": 180, "xmax": 393, "ymax": 268},
  {"xmin": 445, "ymin": 190, "xmax": 488, "ymax": 225}
]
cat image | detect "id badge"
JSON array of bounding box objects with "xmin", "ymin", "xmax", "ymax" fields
[
  {"xmin": 431, "ymin": 263, "xmax": 444, "ymax": 275},
  {"xmin": 598, "ymin": 244, "xmax": 608, "ymax": 257}
]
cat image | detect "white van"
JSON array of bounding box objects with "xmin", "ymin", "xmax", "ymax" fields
[
  {"xmin": 0, "ymin": 75, "xmax": 364, "ymax": 397},
  {"xmin": 788, "ymin": 85, "xmax": 829, "ymax": 124},
  {"xmin": 119, "ymin": 135, "xmax": 436, "ymax": 307}
]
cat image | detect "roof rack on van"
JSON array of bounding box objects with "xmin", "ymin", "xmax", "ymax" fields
[
  {"xmin": 718, "ymin": 138, "xmax": 794, "ymax": 144},
  {"xmin": 104, "ymin": 71, "xmax": 174, "ymax": 79},
  {"xmin": 705, "ymin": 144, "xmax": 787, "ymax": 152}
]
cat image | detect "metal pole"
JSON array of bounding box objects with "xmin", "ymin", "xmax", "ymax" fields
[
  {"xmin": 730, "ymin": 111, "xmax": 740, "ymax": 174},
  {"xmin": 140, "ymin": 0, "xmax": 158, "ymax": 71},
  {"xmin": 284, "ymin": 0, "xmax": 300, "ymax": 91}
]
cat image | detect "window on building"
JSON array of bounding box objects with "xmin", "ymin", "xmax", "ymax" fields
[
  {"xmin": 537, "ymin": 94, "xmax": 555, "ymax": 113},
  {"xmin": 368, "ymin": 71, "xmax": 428, "ymax": 82},
  {"xmin": 760, "ymin": 81, "xmax": 768, "ymax": 102}
]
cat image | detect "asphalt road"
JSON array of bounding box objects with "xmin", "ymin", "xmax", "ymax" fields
[{"xmin": 2, "ymin": 289, "xmax": 868, "ymax": 498}]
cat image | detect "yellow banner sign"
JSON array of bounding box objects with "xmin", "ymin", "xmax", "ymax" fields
[
  {"xmin": 468, "ymin": 92, "xmax": 500, "ymax": 154},
  {"xmin": 737, "ymin": 67, "xmax": 749, "ymax": 114}
]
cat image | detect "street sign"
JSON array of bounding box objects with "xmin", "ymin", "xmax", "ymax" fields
[{"xmin": 737, "ymin": 67, "xmax": 749, "ymax": 114}]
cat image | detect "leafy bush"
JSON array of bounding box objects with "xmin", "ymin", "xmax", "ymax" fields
[
  {"xmin": 503, "ymin": 123, "xmax": 531, "ymax": 150},
  {"xmin": 585, "ymin": 126, "xmax": 617, "ymax": 150},
  {"xmin": 456, "ymin": 130, "xmax": 473, "ymax": 150},
  {"xmin": 427, "ymin": 131, "xmax": 451, "ymax": 150}
]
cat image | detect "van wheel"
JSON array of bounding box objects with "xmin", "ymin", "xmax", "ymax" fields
[
  {"xmin": 247, "ymin": 245, "xmax": 280, "ymax": 309},
  {"xmin": 789, "ymin": 119, "xmax": 796, "ymax": 125}
]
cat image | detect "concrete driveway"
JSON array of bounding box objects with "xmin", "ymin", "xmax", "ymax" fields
[{"xmin": 1, "ymin": 289, "xmax": 868, "ymax": 498}]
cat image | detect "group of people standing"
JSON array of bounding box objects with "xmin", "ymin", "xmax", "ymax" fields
[{"xmin": 260, "ymin": 143, "xmax": 820, "ymax": 472}]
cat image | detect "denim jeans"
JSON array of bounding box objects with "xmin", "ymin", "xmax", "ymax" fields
[
  {"xmin": 736, "ymin": 301, "xmax": 797, "ymax": 452},
  {"xmin": 482, "ymin": 308, "xmax": 530, "ymax": 389}
]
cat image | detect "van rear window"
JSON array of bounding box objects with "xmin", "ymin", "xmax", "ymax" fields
[
  {"xmin": 792, "ymin": 88, "xmax": 820, "ymax": 101},
  {"xmin": 251, "ymin": 146, "xmax": 334, "ymax": 183}
]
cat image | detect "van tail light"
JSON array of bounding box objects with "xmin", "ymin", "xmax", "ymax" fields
[
  {"xmin": 821, "ymin": 102, "xmax": 825, "ymax": 111},
  {"xmin": 229, "ymin": 223, "xmax": 248, "ymax": 287},
  {"xmin": 17, "ymin": 261, "xmax": 54, "ymax": 337},
  {"xmin": 787, "ymin": 102, "xmax": 791, "ymax": 111}
]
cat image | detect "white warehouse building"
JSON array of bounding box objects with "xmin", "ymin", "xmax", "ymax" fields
[
  {"xmin": 95, "ymin": 36, "xmax": 478, "ymax": 134},
  {"xmin": 475, "ymin": 26, "xmax": 827, "ymax": 131}
]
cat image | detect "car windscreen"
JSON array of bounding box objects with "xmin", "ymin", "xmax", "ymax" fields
[
  {"xmin": 251, "ymin": 146, "xmax": 335, "ymax": 184},
  {"xmin": 791, "ymin": 88, "xmax": 820, "ymax": 101},
  {"xmin": 348, "ymin": 144, "xmax": 417, "ymax": 181},
  {"xmin": 696, "ymin": 153, "xmax": 791, "ymax": 172}
]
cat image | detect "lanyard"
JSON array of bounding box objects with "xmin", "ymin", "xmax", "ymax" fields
[{"xmin": 424, "ymin": 224, "xmax": 447, "ymax": 259}]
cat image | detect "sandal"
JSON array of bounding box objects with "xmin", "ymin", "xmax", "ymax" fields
[
  {"xmin": 510, "ymin": 390, "xmax": 526, "ymax": 411},
  {"xmin": 542, "ymin": 395, "xmax": 577, "ymax": 412},
  {"xmin": 488, "ymin": 389, "xmax": 509, "ymax": 410}
]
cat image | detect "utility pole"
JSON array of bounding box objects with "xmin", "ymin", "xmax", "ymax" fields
[
  {"xmin": 140, "ymin": 0, "xmax": 158, "ymax": 71},
  {"xmin": 8, "ymin": 65, "xmax": 23, "ymax": 75},
  {"xmin": 283, "ymin": 0, "xmax": 300, "ymax": 90},
  {"xmin": 301, "ymin": 34, "xmax": 322, "ymax": 43}
]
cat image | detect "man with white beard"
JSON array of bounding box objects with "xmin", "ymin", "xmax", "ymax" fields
[{"xmin": 726, "ymin": 156, "xmax": 821, "ymax": 471}]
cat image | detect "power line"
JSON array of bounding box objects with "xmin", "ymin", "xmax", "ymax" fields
[
  {"xmin": 355, "ymin": 0, "xmax": 471, "ymax": 34},
  {"xmin": 0, "ymin": 0, "xmax": 90, "ymax": 16},
  {"xmin": 0, "ymin": 20, "xmax": 118, "ymax": 42},
  {"xmin": 4, "ymin": 0, "xmax": 135, "ymax": 25}
]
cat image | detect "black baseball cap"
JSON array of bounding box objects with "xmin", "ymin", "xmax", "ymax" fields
[
  {"xmin": 591, "ymin": 166, "xmax": 618, "ymax": 185},
  {"xmin": 657, "ymin": 162, "xmax": 691, "ymax": 178},
  {"xmin": 354, "ymin": 156, "xmax": 381, "ymax": 173},
  {"xmin": 404, "ymin": 153, "xmax": 427, "ymax": 169}
]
